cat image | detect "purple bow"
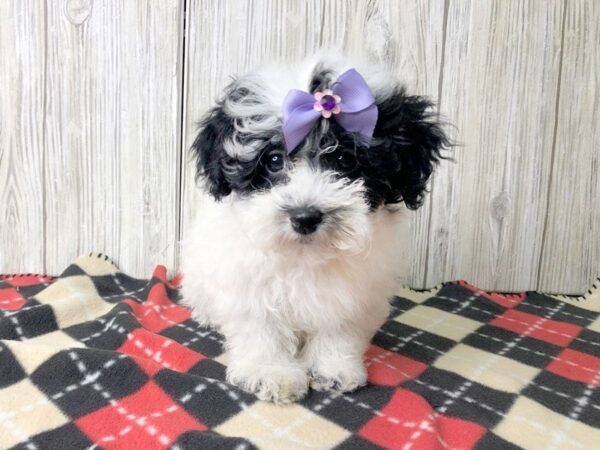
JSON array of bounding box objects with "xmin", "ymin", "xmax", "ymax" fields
[{"xmin": 282, "ymin": 69, "xmax": 378, "ymax": 153}]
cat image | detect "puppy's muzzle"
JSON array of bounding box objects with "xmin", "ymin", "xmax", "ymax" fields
[{"xmin": 289, "ymin": 207, "xmax": 323, "ymax": 235}]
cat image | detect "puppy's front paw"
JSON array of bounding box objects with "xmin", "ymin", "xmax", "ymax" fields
[
  {"xmin": 227, "ymin": 362, "xmax": 309, "ymax": 404},
  {"xmin": 310, "ymin": 359, "xmax": 367, "ymax": 393}
]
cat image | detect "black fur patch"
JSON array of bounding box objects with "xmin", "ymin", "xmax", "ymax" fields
[
  {"xmin": 191, "ymin": 80, "xmax": 449, "ymax": 210},
  {"xmin": 190, "ymin": 86, "xmax": 286, "ymax": 199}
]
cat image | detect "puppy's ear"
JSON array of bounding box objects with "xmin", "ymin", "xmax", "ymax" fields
[
  {"xmin": 372, "ymin": 87, "xmax": 450, "ymax": 210},
  {"xmin": 191, "ymin": 104, "xmax": 235, "ymax": 199}
]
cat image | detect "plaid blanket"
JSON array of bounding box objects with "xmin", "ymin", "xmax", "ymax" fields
[{"xmin": 1, "ymin": 254, "xmax": 599, "ymax": 450}]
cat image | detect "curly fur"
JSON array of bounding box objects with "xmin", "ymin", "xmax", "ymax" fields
[{"xmin": 182, "ymin": 54, "xmax": 449, "ymax": 403}]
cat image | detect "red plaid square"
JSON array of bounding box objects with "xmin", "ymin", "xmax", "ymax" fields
[
  {"xmin": 365, "ymin": 345, "xmax": 428, "ymax": 386},
  {"xmin": 151, "ymin": 265, "xmax": 181, "ymax": 290},
  {"xmin": 0, "ymin": 287, "xmax": 26, "ymax": 311},
  {"xmin": 490, "ymin": 309, "xmax": 582, "ymax": 346},
  {"xmin": 124, "ymin": 283, "xmax": 190, "ymax": 332},
  {"xmin": 118, "ymin": 328, "xmax": 203, "ymax": 375},
  {"xmin": 76, "ymin": 381, "xmax": 207, "ymax": 450},
  {"xmin": 1, "ymin": 274, "xmax": 55, "ymax": 287},
  {"xmin": 457, "ymin": 280, "xmax": 525, "ymax": 309},
  {"xmin": 359, "ymin": 389, "xmax": 485, "ymax": 449},
  {"xmin": 437, "ymin": 416, "xmax": 486, "ymax": 449},
  {"xmin": 547, "ymin": 348, "xmax": 600, "ymax": 386}
]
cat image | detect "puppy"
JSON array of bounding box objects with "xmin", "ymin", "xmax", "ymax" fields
[{"xmin": 181, "ymin": 54, "xmax": 448, "ymax": 403}]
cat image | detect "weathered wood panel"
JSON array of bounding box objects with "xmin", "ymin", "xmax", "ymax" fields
[
  {"xmin": 0, "ymin": 1, "xmax": 46, "ymax": 273},
  {"xmin": 43, "ymin": 0, "xmax": 183, "ymax": 277},
  {"xmin": 425, "ymin": 0, "xmax": 565, "ymax": 291},
  {"xmin": 366, "ymin": 0, "xmax": 447, "ymax": 287},
  {"xmin": 539, "ymin": 0, "xmax": 600, "ymax": 294},
  {"xmin": 1, "ymin": 0, "xmax": 598, "ymax": 293},
  {"xmin": 179, "ymin": 0, "xmax": 445, "ymax": 286},
  {"xmin": 180, "ymin": 0, "xmax": 351, "ymax": 260}
]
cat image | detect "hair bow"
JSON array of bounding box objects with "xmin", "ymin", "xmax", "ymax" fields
[{"xmin": 282, "ymin": 69, "xmax": 378, "ymax": 153}]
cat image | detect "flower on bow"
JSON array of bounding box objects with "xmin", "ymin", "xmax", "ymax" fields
[
  {"xmin": 313, "ymin": 90, "xmax": 341, "ymax": 118},
  {"xmin": 282, "ymin": 69, "xmax": 378, "ymax": 153}
]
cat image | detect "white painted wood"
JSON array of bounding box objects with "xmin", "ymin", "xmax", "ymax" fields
[
  {"xmin": 0, "ymin": 1, "xmax": 46, "ymax": 273},
  {"xmin": 43, "ymin": 0, "xmax": 183, "ymax": 277},
  {"xmin": 1, "ymin": 0, "xmax": 598, "ymax": 294},
  {"xmin": 180, "ymin": 0, "xmax": 356, "ymax": 262},
  {"xmin": 179, "ymin": 0, "xmax": 445, "ymax": 289},
  {"xmin": 538, "ymin": 0, "xmax": 600, "ymax": 294},
  {"xmin": 366, "ymin": 1, "xmax": 447, "ymax": 288},
  {"xmin": 425, "ymin": 0, "xmax": 566, "ymax": 292}
]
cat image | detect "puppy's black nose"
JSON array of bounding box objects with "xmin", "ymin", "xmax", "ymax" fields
[{"xmin": 289, "ymin": 207, "xmax": 323, "ymax": 235}]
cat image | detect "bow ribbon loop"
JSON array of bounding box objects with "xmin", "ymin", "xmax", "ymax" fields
[{"xmin": 282, "ymin": 69, "xmax": 378, "ymax": 153}]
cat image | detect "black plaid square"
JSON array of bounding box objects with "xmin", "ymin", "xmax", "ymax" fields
[
  {"xmin": 570, "ymin": 329, "xmax": 600, "ymax": 357},
  {"xmin": 172, "ymin": 430, "xmax": 258, "ymax": 450},
  {"xmin": 335, "ymin": 435, "xmax": 385, "ymax": 450},
  {"xmin": 30, "ymin": 349, "xmax": 148, "ymax": 419},
  {"xmin": 388, "ymin": 295, "xmax": 420, "ymax": 316},
  {"xmin": 516, "ymin": 293, "xmax": 598, "ymax": 327},
  {"xmin": 10, "ymin": 423, "xmax": 94, "ymax": 450},
  {"xmin": 0, "ymin": 301, "xmax": 59, "ymax": 340},
  {"xmin": 0, "ymin": 342, "xmax": 27, "ymax": 388},
  {"xmin": 462, "ymin": 324, "xmax": 563, "ymax": 368},
  {"xmin": 522, "ymin": 370, "xmax": 600, "ymax": 429},
  {"xmin": 58, "ymin": 263, "xmax": 87, "ymax": 278},
  {"xmin": 301, "ymin": 384, "xmax": 395, "ymax": 431},
  {"xmin": 160, "ymin": 319, "xmax": 225, "ymax": 358},
  {"xmin": 187, "ymin": 359, "xmax": 227, "ymax": 380},
  {"xmin": 11, "ymin": 283, "xmax": 52, "ymax": 299},
  {"xmin": 373, "ymin": 320, "xmax": 457, "ymax": 365},
  {"xmin": 474, "ymin": 431, "xmax": 523, "ymax": 450},
  {"xmin": 63, "ymin": 303, "xmax": 139, "ymax": 349},
  {"xmin": 154, "ymin": 369, "xmax": 256, "ymax": 428},
  {"xmin": 402, "ymin": 367, "xmax": 517, "ymax": 428},
  {"xmin": 90, "ymin": 273, "xmax": 152, "ymax": 304},
  {"xmin": 423, "ymin": 284, "xmax": 505, "ymax": 323}
]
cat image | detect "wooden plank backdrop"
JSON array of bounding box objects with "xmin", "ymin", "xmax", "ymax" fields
[{"xmin": 0, "ymin": 0, "xmax": 598, "ymax": 294}]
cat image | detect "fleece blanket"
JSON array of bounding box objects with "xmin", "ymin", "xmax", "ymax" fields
[{"xmin": 0, "ymin": 254, "xmax": 599, "ymax": 450}]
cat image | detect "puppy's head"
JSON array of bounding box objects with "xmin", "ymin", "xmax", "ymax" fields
[{"xmin": 192, "ymin": 56, "xmax": 449, "ymax": 253}]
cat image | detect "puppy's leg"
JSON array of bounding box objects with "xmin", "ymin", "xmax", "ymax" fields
[
  {"xmin": 224, "ymin": 321, "xmax": 308, "ymax": 404},
  {"xmin": 304, "ymin": 326, "xmax": 371, "ymax": 392},
  {"xmin": 305, "ymin": 304, "xmax": 388, "ymax": 393}
]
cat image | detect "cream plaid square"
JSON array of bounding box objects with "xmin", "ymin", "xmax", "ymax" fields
[
  {"xmin": 0, "ymin": 379, "xmax": 68, "ymax": 448},
  {"xmin": 27, "ymin": 330, "xmax": 85, "ymax": 350},
  {"xmin": 74, "ymin": 254, "xmax": 119, "ymax": 276},
  {"xmin": 4, "ymin": 339, "xmax": 65, "ymax": 374},
  {"xmin": 494, "ymin": 396, "xmax": 600, "ymax": 449},
  {"xmin": 394, "ymin": 304, "xmax": 482, "ymax": 341},
  {"xmin": 396, "ymin": 286, "xmax": 440, "ymax": 304},
  {"xmin": 586, "ymin": 315, "xmax": 600, "ymax": 333},
  {"xmin": 434, "ymin": 344, "xmax": 540, "ymax": 393},
  {"xmin": 35, "ymin": 275, "xmax": 112, "ymax": 328},
  {"xmin": 215, "ymin": 401, "xmax": 350, "ymax": 449}
]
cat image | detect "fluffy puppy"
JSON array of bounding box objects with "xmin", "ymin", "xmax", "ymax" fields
[{"xmin": 181, "ymin": 55, "xmax": 449, "ymax": 403}]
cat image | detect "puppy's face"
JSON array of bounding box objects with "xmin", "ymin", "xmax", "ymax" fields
[{"xmin": 192, "ymin": 60, "xmax": 448, "ymax": 254}]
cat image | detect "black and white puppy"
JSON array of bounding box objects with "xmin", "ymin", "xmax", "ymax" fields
[{"xmin": 181, "ymin": 55, "xmax": 449, "ymax": 403}]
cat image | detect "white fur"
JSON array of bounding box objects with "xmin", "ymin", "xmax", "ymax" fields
[
  {"xmin": 181, "ymin": 55, "xmax": 413, "ymax": 403},
  {"xmin": 181, "ymin": 164, "xmax": 405, "ymax": 403}
]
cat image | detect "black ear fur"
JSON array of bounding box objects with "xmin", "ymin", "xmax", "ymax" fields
[
  {"xmin": 191, "ymin": 104, "xmax": 235, "ymax": 200},
  {"xmin": 372, "ymin": 87, "xmax": 450, "ymax": 210}
]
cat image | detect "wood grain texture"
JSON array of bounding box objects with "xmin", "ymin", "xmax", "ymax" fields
[
  {"xmin": 1, "ymin": 0, "xmax": 597, "ymax": 293},
  {"xmin": 538, "ymin": 0, "xmax": 600, "ymax": 294},
  {"xmin": 424, "ymin": 0, "xmax": 566, "ymax": 291},
  {"xmin": 179, "ymin": 0, "xmax": 446, "ymax": 287},
  {"xmin": 43, "ymin": 0, "xmax": 183, "ymax": 277},
  {"xmin": 180, "ymin": 0, "xmax": 357, "ymax": 257},
  {"xmin": 0, "ymin": 1, "xmax": 47, "ymax": 273}
]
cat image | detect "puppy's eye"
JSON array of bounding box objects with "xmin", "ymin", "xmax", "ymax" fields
[
  {"xmin": 265, "ymin": 152, "xmax": 285, "ymax": 172},
  {"xmin": 324, "ymin": 149, "xmax": 357, "ymax": 173}
]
